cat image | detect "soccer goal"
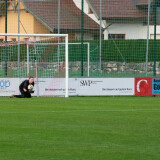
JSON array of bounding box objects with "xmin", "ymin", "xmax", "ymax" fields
[
  {"xmin": 27, "ymin": 42, "xmax": 90, "ymax": 77},
  {"xmin": 0, "ymin": 33, "xmax": 69, "ymax": 97}
]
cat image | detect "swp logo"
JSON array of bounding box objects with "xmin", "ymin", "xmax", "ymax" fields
[
  {"xmin": 0, "ymin": 80, "xmax": 10, "ymax": 89},
  {"xmin": 80, "ymin": 80, "xmax": 93, "ymax": 86}
]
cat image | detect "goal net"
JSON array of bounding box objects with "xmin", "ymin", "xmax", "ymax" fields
[{"xmin": 0, "ymin": 33, "xmax": 68, "ymax": 97}]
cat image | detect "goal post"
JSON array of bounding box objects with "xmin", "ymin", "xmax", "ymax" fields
[
  {"xmin": 0, "ymin": 33, "xmax": 69, "ymax": 97},
  {"xmin": 68, "ymin": 42, "xmax": 90, "ymax": 77}
]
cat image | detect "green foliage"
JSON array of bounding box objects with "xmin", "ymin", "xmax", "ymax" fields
[
  {"xmin": 90, "ymin": 39, "xmax": 160, "ymax": 62},
  {"xmin": 70, "ymin": 39, "xmax": 160, "ymax": 63},
  {"xmin": 1, "ymin": 40, "xmax": 160, "ymax": 63}
]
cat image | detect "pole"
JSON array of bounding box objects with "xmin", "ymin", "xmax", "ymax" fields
[
  {"xmin": 81, "ymin": 0, "xmax": 84, "ymax": 76},
  {"xmin": 87, "ymin": 43, "xmax": 90, "ymax": 77},
  {"xmin": 100, "ymin": 0, "xmax": 102, "ymax": 76},
  {"xmin": 58, "ymin": 0, "xmax": 60, "ymax": 36},
  {"xmin": 58, "ymin": 0, "xmax": 60, "ymax": 75},
  {"xmin": 5, "ymin": 0, "xmax": 7, "ymax": 76},
  {"xmin": 27, "ymin": 44, "xmax": 29, "ymax": 77},
  {"xmin": 34, "ymin": 43, "xmax": 39, "ymax": 97},
  {"xmin": 145, "ymin": 0, "xmax": 150, "ymax": 76},
  {"xmin": 18, "ymin": 0, "xmax": 20, "ymax": 77},
  {"xmin": 154, "ymin": 0, "xmax": 157, "ymax": 76},
  {"xmin": 65, "ymin": 35, "xmax": 69, "ymax": 97}
]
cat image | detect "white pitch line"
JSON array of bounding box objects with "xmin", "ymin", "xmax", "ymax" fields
[
  {"xmin": 43, "ymin": 109, "xmax": 160, "ymax": 112},
  {"xmin": 0, "ymin": 109, "xmax": 160, "ymax": 114}
]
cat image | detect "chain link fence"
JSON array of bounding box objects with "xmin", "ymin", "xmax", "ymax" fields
[{"xmin": 0, "ymin": 0, "xmax": 160, "ymax": 77}]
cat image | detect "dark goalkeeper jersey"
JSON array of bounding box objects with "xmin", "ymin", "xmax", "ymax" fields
[{"xmin": 19, "ymin": 80, "xmax": 34, "ymax": 93}]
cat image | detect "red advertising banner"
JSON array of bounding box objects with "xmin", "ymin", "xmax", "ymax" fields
[{"xmin": 135, "ymin": 78, "xmax": 152, "ymax": 95}]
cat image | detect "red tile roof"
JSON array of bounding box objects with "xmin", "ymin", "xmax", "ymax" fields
[
  {"xmin": 88, "ymin": 0, "xmax": 150, "ymax": 19},
  {"xmin": 22, "ymin": 0, "xmax": 100, "ymax": 32},
  {"xmin": 137, "ymin": 0, "xmax": 154, "ymax": 6}
]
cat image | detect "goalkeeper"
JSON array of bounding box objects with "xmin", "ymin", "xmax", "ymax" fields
[{"xmin": 10, "ymin": 76, "xmax": 34, "ymax": 98}]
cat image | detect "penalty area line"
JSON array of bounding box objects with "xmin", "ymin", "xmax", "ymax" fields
[{"xmin": 0, "ymin": 109, "xmax": 160, "ymax": 114}]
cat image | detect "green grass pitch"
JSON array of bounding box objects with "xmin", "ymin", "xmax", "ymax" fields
[{"xmin": 0, "ymin": 96, "xmax": 160, "ymax": 160}]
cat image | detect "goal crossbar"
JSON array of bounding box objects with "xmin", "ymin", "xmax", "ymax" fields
[{"xmin": 0, "ymin": 33, "xmax": 68, "ymax": 37}]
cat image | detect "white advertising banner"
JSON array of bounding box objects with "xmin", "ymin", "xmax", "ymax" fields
[
  {"xmin": 74, "ymin": 78, "xmax": 135, "ymax": 96},
  {"xmin": 0, "ymin": 78, "xmax": 20, "ymax": 96},
  {"xmin": 0, "ymin": 78, "xmax": 134, "ymax": 96}
]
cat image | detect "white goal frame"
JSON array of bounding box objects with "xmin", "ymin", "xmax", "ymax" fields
[
  {"xmin": 69, "ymin": 42, "xmax": 90, "ymax": 77},
  {"xmin": 0, "ymin": 33, "xmax": 69, "ymax": 98},
  {"xmin": 27, "ymin": 42, "xmax": 90, "ymax": 77}
]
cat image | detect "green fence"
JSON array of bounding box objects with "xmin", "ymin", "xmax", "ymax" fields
[{"xmin": 0, "ymin": 0, "xmax": 160, "ymax": 77}]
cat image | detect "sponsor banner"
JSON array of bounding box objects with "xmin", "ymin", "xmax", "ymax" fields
[
  {"xmin": 135, "ymin": 78, "xmax": 152, "ymax": 95},
  {"xmin": 135, "ymin": 78, "xmax": 160, "ymax": 95},
  {"xmin": 36, "ymin": 78, "xmax": 134, "ymax": 96},
  {"xmin": 0, "ymin": 78, "xmax": 20, "ymax": 96},
  {"xmin": 37, "ymin": 78, "xmax": 75, "ymax": 96},
  {"xmin": 0, "ymin": 78, "xmax": 134, "ymax": 96},
  {"xmin": 77, "ymin": 78, "xmax": 134, "ymax": 96},
  {"xmin": 152, "ymin": 78, "xmax": 160, "ymax": 95}
]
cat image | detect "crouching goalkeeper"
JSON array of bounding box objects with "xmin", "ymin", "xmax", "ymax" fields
[{"xmin": 10, "ymin": 76, "xmax": 34, "ymax": 98}]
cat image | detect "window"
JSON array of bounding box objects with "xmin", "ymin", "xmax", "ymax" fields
[
  {"xmin": 94, "ymin": 34, "xmax": 104, "ymax": 40},
  {"xmin": 150, "ymin": 34, "xmax": 160, "ymax": 39},
  {"xmin": 157, "ymin": 0, "xmax": 160, "ymax": 7},
  {"xmin": 11, "ymin": 38, "xmax": 16, "ymax": 42},
  {"xmin": 108, "ymin": 34, "xmax": 125, "ymax": 40},
  {"xmin": 23, "ymin": 38, "xmax": 29, "ymax": 42}
]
